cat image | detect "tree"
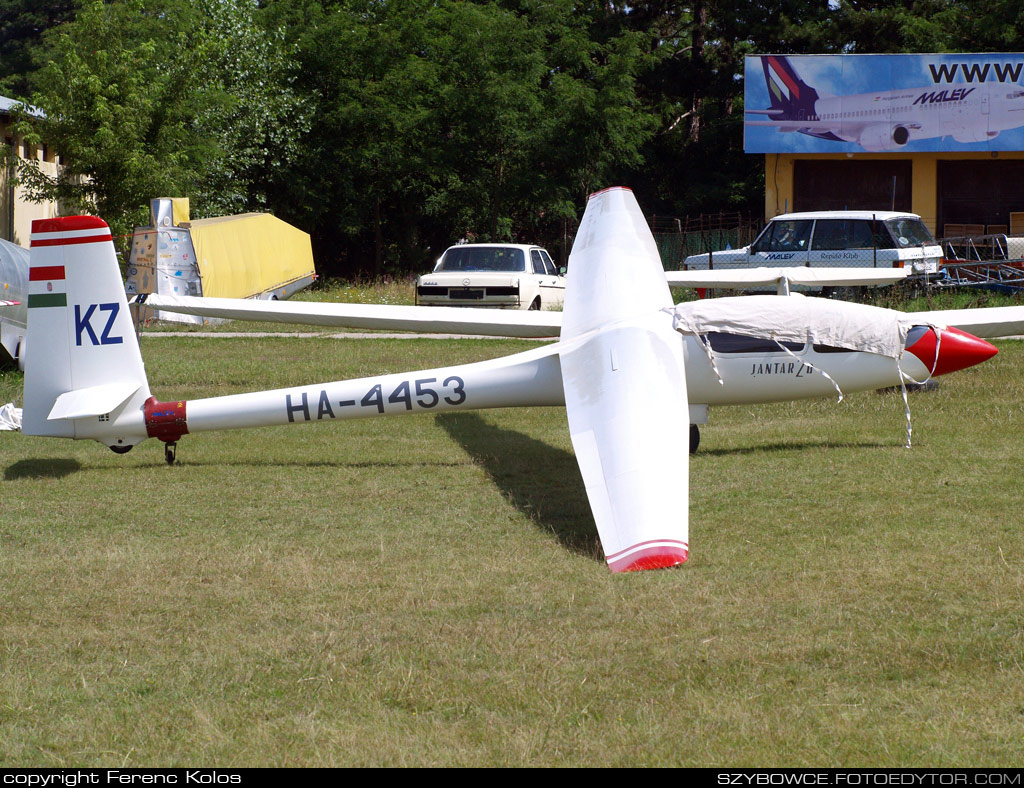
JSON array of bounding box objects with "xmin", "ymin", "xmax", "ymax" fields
[
  {"xmin": 0, "ymin": 0, "xmax": 80, "ymax": 97},
  {"xmin": 271, "ymin": 0, "xmax": 659, "ymax": 274},
  {"xmin": 15, "ymin": 0, "xmax": 306, "ymax": 240}
]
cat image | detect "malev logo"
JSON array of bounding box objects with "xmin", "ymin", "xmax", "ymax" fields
[{"xmin": 913, "ymin": 87, "xmax": 976, "ymax": 105}]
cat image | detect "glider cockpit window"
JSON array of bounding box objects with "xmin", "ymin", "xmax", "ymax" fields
[
  {"xmin": 437, "ymin": 247, "xmax": 526, "ymax": 272},
  {"xmin": 812, "ymin": 343, "xmax": 856, "ymax": 353},
  {"xmin": 705, "ymin": 332, "xmax": 805, "ymax": 354},
  {"xmin": 884, "ymin": 218, "xmax": 935, "ymax": 247},
  {"xmin": 751, "ymin": 220, "xmax": 812, "ymax": 253}
]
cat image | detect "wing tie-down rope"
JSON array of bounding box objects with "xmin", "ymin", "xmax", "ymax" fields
[
  {"xmin": 894, "ymin": 329, "xmax": 942, "ymax": 449},
  {"xmin": 773, "ymin": 339, "xmax": 844, "ymax": 403},
  {"xmin": 671, "ymin": 310, "xmax": 725, "ymax": 386}
]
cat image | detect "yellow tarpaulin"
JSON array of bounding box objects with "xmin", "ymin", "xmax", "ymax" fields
[
  {"xmin": 170, "ymin": 197, "xmax": 191, "ymax": 225},
  {"xmin": 188, "ymin": 213, "xmax": 314, "ymax": 299}
]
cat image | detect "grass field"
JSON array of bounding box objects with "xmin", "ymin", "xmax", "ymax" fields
[{"xmin": 1, "ymin": 335, "xmax": 1022, "ymax": 766}]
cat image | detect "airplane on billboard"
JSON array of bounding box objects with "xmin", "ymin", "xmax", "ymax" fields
[
  {"xmin": 6, "ymin": 189, "xmax": 1010, "ymax": 574},
  {"xmin": 745, "ymin": 55, "xmax": 1024, "ymax": 151}
]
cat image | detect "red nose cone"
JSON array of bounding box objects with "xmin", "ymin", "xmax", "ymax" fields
[{"xmin": 906, "ymin": 326, "xmax": 998, "ymax": 376}]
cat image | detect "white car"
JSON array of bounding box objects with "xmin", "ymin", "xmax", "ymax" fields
[
  {"xmin": 683, "ymin": 210, "xmax": 943, "ymax": 274},
  {"xmin": 416, "ymin": 244, "xmax": 566, "ymax": 310}
]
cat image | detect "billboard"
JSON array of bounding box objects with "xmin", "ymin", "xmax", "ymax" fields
[{"xmin": 744, "ymin": 53, "xmax": 1024, "ymax": 153}]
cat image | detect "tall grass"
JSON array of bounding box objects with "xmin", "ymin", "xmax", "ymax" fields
[{"xmin": 300, "ymin": 276, "xmax": 416, "ymax": 306}]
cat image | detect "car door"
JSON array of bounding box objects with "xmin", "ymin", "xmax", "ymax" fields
[
  {"xmin": 748, "ymin": 219, "xmax": 812, "ymax": 266},
  {"xmin": 533, "ymin": 248, "xmax": 566, "ymax": 307}
]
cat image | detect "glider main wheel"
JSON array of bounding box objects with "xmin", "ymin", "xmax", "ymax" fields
[{"xmin": 689, "ymin": 424, "xmax": 700, "ymax": 454}]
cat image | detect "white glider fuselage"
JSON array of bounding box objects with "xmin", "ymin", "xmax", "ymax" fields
[{"xmin": 84, "ymin": 299, "xmax": 967, "ymax": 448}]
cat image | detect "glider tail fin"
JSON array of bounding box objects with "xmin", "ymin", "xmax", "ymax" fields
[
  {"xmin": 761, "ymin": 55, "xmax": 820, "ymax": 120},
  {"xmin": 22, "ymin": 216, "xmax": 153, "ymax": 451}
]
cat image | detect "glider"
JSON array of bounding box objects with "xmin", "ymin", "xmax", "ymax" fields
[{"xmin": 14, "ymin": 190, "xmax": 1002, "ymax": 573}]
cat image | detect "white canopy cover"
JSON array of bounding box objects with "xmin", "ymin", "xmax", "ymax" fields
[{"xmin": 667, "ymin": 295, "xmax": 928, "ymax": 359}]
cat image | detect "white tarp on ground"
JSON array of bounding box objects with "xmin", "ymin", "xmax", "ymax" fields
[
  {"xmin": 0, "ymin": 402, "xmax": 22, "ymax": 430},
  {"xmin": 667, "ymin": 294, "xmax": 922, "ymax": 359}
]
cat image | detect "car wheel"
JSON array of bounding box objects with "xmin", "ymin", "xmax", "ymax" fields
[{"xmin": 528, "ymin": 297, "xmax": 541, "ymax": 310}]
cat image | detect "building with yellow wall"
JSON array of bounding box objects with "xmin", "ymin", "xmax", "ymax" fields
[
  {"xmin": 0, "ymin": 96, "xmax": 64, "ymax": 246},
  {"xmin": 764, "ymin": 151, "xmax": 1024, "ymax": 237}
]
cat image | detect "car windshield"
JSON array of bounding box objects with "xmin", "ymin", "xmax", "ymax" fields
[
  {"xmin": 437, "ymin": 247, "xmax": 526, "ymax": 272},
  {"xmin": 884, "ymin": 218, "xmax": 935, "ymax": 247}
]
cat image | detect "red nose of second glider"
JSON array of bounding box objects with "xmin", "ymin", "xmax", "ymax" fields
[{"xmin": 905, "ymin": 326, "xmax": 998, "ymax": 376}]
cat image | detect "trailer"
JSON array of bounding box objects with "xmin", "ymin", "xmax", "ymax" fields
[
  {"xmin": 125, "ymin": 198, "xmax": 316, "ymax": 324},
  {"xmin": 938, "ymin": 232, "xmax": 1024, "ymax": 294}
]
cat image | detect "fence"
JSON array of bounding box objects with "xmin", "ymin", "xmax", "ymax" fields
[{"xmin": 652, "ymin": 212, "xmax": 762, "ymax": 268}]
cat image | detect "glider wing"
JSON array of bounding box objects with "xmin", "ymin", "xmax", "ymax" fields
[
  {"xmin": 141, "ymin": 294, "xmax": 562, "ymax": 338},
  {"xmin": 559, "ymin": 188, "xmax": 690, "ymax": 573}
]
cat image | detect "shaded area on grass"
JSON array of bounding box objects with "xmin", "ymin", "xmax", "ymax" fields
[
  {"xmin": 700, "ymin": 438, "xmax": 894, "ymax": 457},
  {"xmin": 436, "ymin": 412, "xmax": 601, "ymax": 562},
  {"xmin": 4, "ymin": 458, "xmax": 81, "ymax": 480}
]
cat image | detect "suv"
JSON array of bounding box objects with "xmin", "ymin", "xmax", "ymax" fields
[
  {"xmin": 416, "ymin": 244, "xmax": 565, "ymax": 310},
  {"xmin": 682, "ymin": 211, "xmax": 942, "ymax": 274}
]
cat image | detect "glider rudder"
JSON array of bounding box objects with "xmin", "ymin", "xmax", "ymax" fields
[{"xmin": 22, "ymin": 216, "xmax": 153, "ymax": 450}]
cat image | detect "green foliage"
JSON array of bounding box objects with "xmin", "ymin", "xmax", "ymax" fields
[
  {"xmin": 15, "ymin": 0, "xmax": 307, "ymax": 239},
  {"xmin": 0, "ymin": 0, "xmax": 80, "ymax": 96},
  {"xmin": 276, "ymin": 0, "xmax": 657, "ymax": 274}
]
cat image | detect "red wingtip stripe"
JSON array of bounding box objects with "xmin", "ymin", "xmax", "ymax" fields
[
  {"xmin": 606, "ymin": 541, "xmax": 689, "ymax": 573},
  {"xmin": 587, "ymin": 186, "xmax": 633, "ymax": 200}
]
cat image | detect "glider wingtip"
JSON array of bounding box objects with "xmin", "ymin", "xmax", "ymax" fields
[
  {"xmin": 588, "ymin": 185, "xmax": 633, "ymax": 200},
  {"xmin": 607, "ymin": 543, "xmax": 689, "ymax": 574}
]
